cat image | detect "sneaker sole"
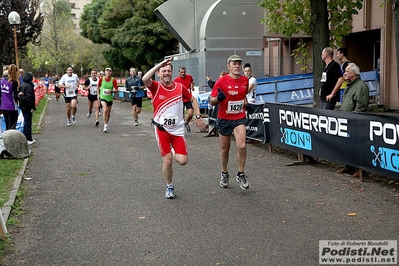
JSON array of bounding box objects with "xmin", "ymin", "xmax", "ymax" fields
[
  {"xmin": 219, "ymin": 183, "xmax": 229, "ymax": 188},
  {"xmin": 236, "ymin": 177, "xmax": 249, "ymax": 189}
]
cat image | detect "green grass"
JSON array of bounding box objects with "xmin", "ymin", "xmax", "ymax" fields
[
  {"xmin": 32, "ymin": 97, "xmax": 48, "ymax": 134},
  {"xmin": 0, "ymin": 159, "xmax": 23, "ymax": 207},
  {"xmin": 0, "ymin": 97, "xmax": 47, "ymax": 248},
  {"xmin": 0, "ymin": 98, "xmax": 47, "ymax": 209},
  {"xmin": 141, "ymin": 98, "xmax": 153, "ymax": 111}
]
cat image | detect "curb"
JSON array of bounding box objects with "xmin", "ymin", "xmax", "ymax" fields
[
  {"xmin": 1, "ymin": 97, "xmax": 48, "ymax": 224},
  {"xmin": 1, "ymin": 154, "xmax": 29, "ymax": 222}
]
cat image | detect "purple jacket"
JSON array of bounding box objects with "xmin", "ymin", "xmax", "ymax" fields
[{"xmin": 0, "ymin": 78, "xmax": 19, "ymax": 111}]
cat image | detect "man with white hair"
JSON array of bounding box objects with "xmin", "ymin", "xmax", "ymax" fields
[{"xmin": 336, "ymin": 63, "xmax": 369, "ymax": 177}]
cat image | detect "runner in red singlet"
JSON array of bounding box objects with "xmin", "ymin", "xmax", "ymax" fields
[
  {"xmin": 142, "ymin": 57, "xmax": 206, "ymax": 199},
  {"xmin": 210, "ymin": 54, "xmax": 251, "ymax": 190}
]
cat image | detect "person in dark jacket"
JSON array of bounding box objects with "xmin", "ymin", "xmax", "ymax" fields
[{"xmin": 19, "ymin": 72, "xmax": 36, "ymax": 144}]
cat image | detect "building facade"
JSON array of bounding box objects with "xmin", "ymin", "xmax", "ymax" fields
[
  {"xmin": 67, "ymin": 0, "xmax": 91, "ymax": 29},
  {"xmin": 156, "ymin": 0, "xmax": 399, "ymax": 110}
]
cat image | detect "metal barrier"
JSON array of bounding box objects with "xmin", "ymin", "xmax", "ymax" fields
[{"xmin": 255, "ymin": 70, "xmax": 380, "ymax": 105}]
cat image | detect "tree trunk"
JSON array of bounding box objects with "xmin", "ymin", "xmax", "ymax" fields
[
  {"xmin": 311, "ymin": 0, "xmax": 330, "ymax": 108},
  {"xmin": 393, "ymin": 0, "xmax": 399, "ymax": 96}
]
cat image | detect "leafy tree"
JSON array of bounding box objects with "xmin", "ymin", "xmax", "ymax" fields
[
  {"xmin": 27, "ymin": 0, "xmax": 109, "ymax": 76},
  {"xmin": 0, "ymin": 0, "xmax": 44, "ymax": 67},
  {"xmin": 258, "ymin": 0, "xmax": 363, "ymax": 107},
  {"xmin": 80, "ymin": 0, "xmax": 178, "ymax": 72},
  {"xmin": 28, "ymin": 0, "xmax": 74, "ymax": 75},
  {"xmin": 392, "ymin": 0, "xmax": 399, "ymax": 96}
]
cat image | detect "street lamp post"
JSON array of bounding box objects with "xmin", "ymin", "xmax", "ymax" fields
[{"xmin": 8, "ymin": 11, "xmax": 21, "ymax": 70}]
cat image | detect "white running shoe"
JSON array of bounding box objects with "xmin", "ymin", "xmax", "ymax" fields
[
  {"xmin": 165, "ymin": 186, "xmax": 175, "ymax": 199},
  {"xmin": 103, "ymin": 124, "xmax": 109, "ymax": 133},
  {"xmin": 220, "ymin": 172, "xmax": 230, "ymax": 188},
  {"xmin": 236, "ymin": 173, "xmax": 250, "ymax": 189}
]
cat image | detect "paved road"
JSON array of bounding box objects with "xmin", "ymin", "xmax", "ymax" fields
[{"xmin": 2, "ymin": 96, "xmax": 399, "ymax": 265}]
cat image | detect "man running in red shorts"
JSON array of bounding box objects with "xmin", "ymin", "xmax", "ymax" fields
[{"xmin": 142, "ymin": 57, "xmax": 206, "ymax": 199}]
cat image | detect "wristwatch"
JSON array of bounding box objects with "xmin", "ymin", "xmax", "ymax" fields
[{"xmin": 196, "ymin": 114, "xmax": 202, "ymax": 119}]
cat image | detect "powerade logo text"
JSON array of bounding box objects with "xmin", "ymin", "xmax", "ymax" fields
[
  {"xmin": 279, "ymin": 110, "xmax": 349, "ymax": 137},
  {"xmin": 369, "ymin": 121, "xmax": 399, "ymax": 174},
  {"xmin": 278, "ymin": 109, "xmax": 349, "ymax": 150}
]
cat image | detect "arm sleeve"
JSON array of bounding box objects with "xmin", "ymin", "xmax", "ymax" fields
[
  {"xmin": 354, "ymin": 85, "xmax": 370, "ymax": 112},
  {"xmin": 26, "ymin": 86, "xmax": 36, "ymax": 110}
]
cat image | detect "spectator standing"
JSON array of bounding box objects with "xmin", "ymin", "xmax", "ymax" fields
[
  {"xmin": 59, "ymin": 66, "xmax": 80, "ymax": 126},
  {"xmin": 19, "ymin": 72, "xmax": 36, "ymax": 144},
  {"xmin": 97, "ymin": 67, "xmax": 118, "ymax": 133},
  {"xmin": 337, "ymin": 47, "xmax": 351, "ymax": 74},
  {"xmin": 244, "ymin": 65, "xmax": 257, "ymax": 103},
  {"xmin": 336, "ymin": 63, "xmax": 369, "ymax": 177},
  {"xmin": 328, "ymin": 47, "xmax": 352, "ymax": 103},
  {"xmin": 174, "ymin": 66, "xmax": 195, "ymax": 133},
  {"xmin": 209, "ymin": 55, "xmax": 250, "ymax": 190},
  {"xmin": 125, "ymin": 67, "xmax": 145, "ymax": 126},
  {"xmin": 142, "ymin": 57, "xmax": 206, "ymax": 199},
  {"xmin": 320, "ymin": 47, "xmax": 343, "ymax": 109},
  {"xmin": 84, "ymin": 70, "xmax": 100, "ymax": 126},
  {"xmin": 19, "ymin": 69, "xmax": 24, "ymax": 84},
  {"xmin": 0, "ymin": 64, "xmax": 20, "ymax": 130},
  {"xmin": 2, "ymin": 65, "xmax": 9, "ymax": 80}
]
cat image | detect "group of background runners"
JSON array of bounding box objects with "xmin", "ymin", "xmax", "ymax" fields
[{"xmin": 54, "ymin": 54, "xmax": 253, "ymax": 199}]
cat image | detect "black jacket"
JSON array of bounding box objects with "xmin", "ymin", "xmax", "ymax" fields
[{"xmin": 19, "ymin": 72, "xmax": 36, "ymax": 111}]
